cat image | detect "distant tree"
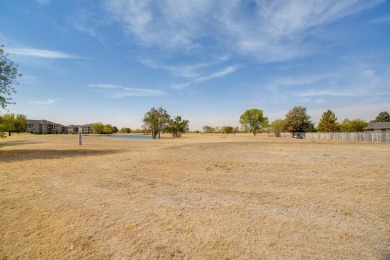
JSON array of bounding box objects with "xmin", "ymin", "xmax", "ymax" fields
[
  {"xmin": 284, "ymin": 106, "xmax": 311, "ymax": 137},
  {"xmin": 214, "ymin": 126, "xmax": 221, "ymax": 133},
  {"xmin": 222, "ymin": 126, "xmax": 233, "ymax": 135},
  {"xmin": 103, "ymin": 124, "xmax": 114, "ymax": 134},
  {"xmin": 112, "ymin": 126, "xmax": 118, "ymax": 134},
  {"xmin": 202, "ymin": 125, "xmax": 215, "ymax": 133},
  {"xmin": 91, "ymin": 122, "xmax": 105, "ymax": 134},
  {"xmin": 372, "ymin": 111, "xmax": 390, "ymax": 122},
  {"xmin": 317, "ymin": 109, "xmax": 339, "ymax": 132},
  {"xmin": 1, "ymin": 113, "xmax": 15, "ymax": 136},
  {"xmin": 233, "ymin": 126, "xmax": 239, "ymax": 134},
  {"xmin": 339, "ymin": 118, "xmax": 368, "ymax": 132},
  {"xmin": 308, "ymin": 122, "xmax": 317, "ymax": 132},
  {"xmin": 270, "ymin": 119, "xmax": 285, "ymax": 137},
  {"xmin": 143, "ymin": 107, "xmax": 170, "ymax": 139},
  {"xmin": 349, "ymin": 119, "xmax": 368, "ymax": 132},
  {"xmin": 239, "ymin": 108, "xmax": 269, "ymax": 136},
  {"xmin": 120, "ymin": 127, "xmax": 131, "ymax": 133},
  {"xmin": 166, "ymin": 116, "xmax": 189, "ymax": 137},
  {"xmin": 1, "ymin": 45, "xmax": 22, "ymax": 109},
  {"xmin": 13, "ymin": 114, "xmax": 27, "ymax": 133}
]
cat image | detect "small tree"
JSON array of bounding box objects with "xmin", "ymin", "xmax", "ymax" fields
[
  {"xmin": 166, "ymin": 116, "xmax": 189, "ymax": 137},
  {"xmin": 222, "ymin": 126, "xmax": 233, "ymax": 135},
  {"xmin": 143, "ymin": 107, "xmax": 170, "ymax": 139},
  {"xmin": 317, "ymin": 109, "xmax": 339, "ymax": 132},
  {"xmin": 112, "ymin": 126, "xmax": 118, "ymax": 134},
  {"xmin": 91, "ymin": 122, "xmax": 105, "ymax": 134},
  {"xmin": 202, "ymin": 125, "xmax": 214, "ymax": 133},
  {"xmin": 339, "ymin": 118, "xmax": 368, "ymax": 132},
  {"xmin": 120, "ymin": 127, "xmax": 131, "ymax": 133},
  {"xmin": 284, "ymin": 106, "xmax": 311, "ymax": 138},
  {"xmin": 1, "ymin": 46, "xmax": 22, "ymax": 109},
  {"xmin": 270, "ymin": 119, "xmax": 285, "ymax": 137},
  {"xmin": 239, "ymin": 108, "xmax": 269, "ymax": 136},
  {"xmin": 372, "ymin": 111, "xmax": 390, "ymax": 122}
]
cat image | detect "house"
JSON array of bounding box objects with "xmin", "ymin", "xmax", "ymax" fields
[
  {"xmin": 365, "ymin": 122, "xmax": 390, "ymax": 132},
  {"xmin": 27, "ymin": 120, "xmax": 65, "ymax": 134}
]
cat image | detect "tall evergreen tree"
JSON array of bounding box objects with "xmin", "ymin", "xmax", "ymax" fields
[{"xmin": 317, "ymin": 109, "xmax": 339, "ymax": 132}]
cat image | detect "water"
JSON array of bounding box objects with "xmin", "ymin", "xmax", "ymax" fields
[{"xmin": 99, "ymin": 135, "xmax": 152, "ymax": 140}]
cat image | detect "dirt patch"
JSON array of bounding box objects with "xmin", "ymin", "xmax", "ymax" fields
[{"xmin": 1, "ymin": 134, "xmax": 389, "ymax": 259}]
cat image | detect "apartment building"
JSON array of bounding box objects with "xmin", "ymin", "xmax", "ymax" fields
[{"xmin": 27, "ymin": 120, "xmax": 92, "ymax": 134}]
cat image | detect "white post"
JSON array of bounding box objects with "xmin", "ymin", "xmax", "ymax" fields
[{"xmin": 79, "ymin": 126, "xmax": 82, "ymax": 145}]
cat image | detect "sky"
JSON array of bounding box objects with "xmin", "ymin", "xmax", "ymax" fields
[{"xmin": 1, "ymin": 0, "xmax": 389, "ymax": 130}]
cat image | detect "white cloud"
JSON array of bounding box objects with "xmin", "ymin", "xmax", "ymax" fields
[
  {"xmin": 102, "ymin": 0, "xmax": 384, "ymax": 62},
  {"xmin": 195, "ymin": 65, "xmax": 238, "ymax": 82},
  {"xmin": 89, "ymin": 83, "xmax": 166, "ymax": 98},
  {"xmin": 36, "ymin": 0, "xmax": 50, "ymax": 5},
  {"xmin": 7, "ymin": 48, "xmax": 80, "ymax": 59},
  {"xmin": 28, "ymin": 99, "xmax": 56, "ymax": 105},
  {"xmin": 369, "ymin": 15, "xmax": 390, "ymax": 25}
]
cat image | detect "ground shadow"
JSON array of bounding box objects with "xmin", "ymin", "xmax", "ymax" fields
[
  {"xmin": 0, "ymin": 149, "xmax": 124, "ymax": 162},
  {"xmin": 1, "ymin": 140, "xmax": 43, "ymax": 146}
]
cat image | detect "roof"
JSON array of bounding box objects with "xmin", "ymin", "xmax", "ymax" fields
[
  {"xmin": 27, "ymin": 119, "xmax": 58, "ymax": 125},
  {"xmin": 365, "ymin": 122, "xmax": 390, "ymax": 130}
]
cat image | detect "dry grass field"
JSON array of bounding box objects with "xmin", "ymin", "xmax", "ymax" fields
[{"xmin": 1, "ymin": 133, "xmax": 389, "ymax": 259}]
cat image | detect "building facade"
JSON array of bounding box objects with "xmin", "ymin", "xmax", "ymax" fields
[{"xmin": 27, "ymin": 120, "xmax": 93, "ymax": 134}]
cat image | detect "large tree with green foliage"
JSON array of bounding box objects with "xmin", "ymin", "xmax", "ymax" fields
[
  {"xmin": 166, "ymin": 116, "xmax": 189, "ymax": 137},
  {"xmin": 239, "ymin": 108, "xmax": 268, "ymax": 136},
  {"xmin": 222, "ymin": 126, "xmax": 234, "ymax": 135},
  {"xmin": 317, "ymin": 109, "xmax": 339, "ymax": 132},
  {"xmin": 270, "ymin": 119, "xmax": 285, "ymax": 137},
  {"xmin": 372, "ymin": 111, "xmax": 390, "ymax": 122},
  {"xmin": 284, "ymin": 106, "xmax": 311, "ymax": 137},
  {"xmin": 1, "ymin": 46, "xmax": 21, "ymax": 109},
  {"xmin": 202, "ymin": 125, "xmax": 215, "ymax": 133},
  {"xmin": 143, "ymin": 107, "xmax": 170, "ymax": 139}
]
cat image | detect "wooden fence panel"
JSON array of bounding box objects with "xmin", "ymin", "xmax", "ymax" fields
[{"xmin": 281, "ymin": 132, "xmax": 390, "ymax": 143}]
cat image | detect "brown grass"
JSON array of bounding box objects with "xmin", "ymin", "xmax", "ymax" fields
[{"xmin": 1, "ymin": 133, "xmax": 390, "ymax": 259}]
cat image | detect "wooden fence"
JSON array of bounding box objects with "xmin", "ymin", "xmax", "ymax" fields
[{"xmin": 280, "ymin": 132, "xmax": 390, "ymax": 143}]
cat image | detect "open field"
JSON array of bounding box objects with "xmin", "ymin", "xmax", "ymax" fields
[{"xmin": 1, "ymin": 133, "xmax": 390, "ymax": 259}]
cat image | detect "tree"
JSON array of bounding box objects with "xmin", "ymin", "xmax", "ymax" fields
[
  {"xmin": 0, "ymin": 113, "xmax": 27, "ymax": 136},
  {"xmin": 166, "ymin": 116, "xmax": 189, "ymax": 137},
  {"xmin": 13, "ymin": 114, "xmax": 27, "ymax": 133},
  {"xmin": 270, "ymin": 119, "xmax": 285, "ymax": 137},
  {"xmin": 143, "ymin": 107, "xmax": 170, "ymax": 139},
  {"xmin": 119, "ymin": 127, "xmax": 131, "ymax": 133},
  {"xmin": 339, "ymin": 118, "xmax": 368, "ymax": 132},
  {"xmin": 91, "ymin": 122, "xmax": 105, "ymax": 134},
  {"xmin": 239, "ymin": 108, "xmax": 269, "ymax": 136},
  {"xmin": 202, "ymin": 125, "xmax": 215, "ymax": 133},
  {"xmin": 317, "ymin": 109, "xmax": 339, "ymax": 132},
  {"xmin": 112, "ymin": 126, "xmax": 118, "ymax": 134},
  {"xmin": 1, "ymin": 46, "xmax": 22, "ymax": 109},
  {"xmin": 103, "ymin": 124, "xmax": 114, "ymax": 134},
  {"xmin": 284, "ymin": 106, "xmax": 311, "ymax": 137},
  {"xmin": 222, "ymin": 126, "xmax": 233, "ymax": 135},
  {"xmin": 372, "ymin": 111, "xmax": 390, "ymax": 122}
]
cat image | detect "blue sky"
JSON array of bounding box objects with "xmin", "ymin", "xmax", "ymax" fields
[{"xmin": 1, "ymin": 0, "xmax": 389, "ymax": 130}]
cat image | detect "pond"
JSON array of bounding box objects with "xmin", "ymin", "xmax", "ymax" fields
[{"xmin": 99, "ymin": 135, "xmax": 152, "ymax": 140}]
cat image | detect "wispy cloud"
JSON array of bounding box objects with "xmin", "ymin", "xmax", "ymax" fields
[
  {"xmin": 139, "ymin": 55, "xmax": 230, "ymax": 78},
  {"xmin": 369, "ymin": 15, "xmax": 390, "ymax": 25},
  {"xmin": 170, "ymin": 65, "xmax": 238, "ymax": 90},
  {"xmin": 102, "ymin": 0, "xmax": 384, "ymax": 62},
  {"xmin": 36, "ymin": 0, "xmax": 50, "ymax": 5},
  {"xmin": 28, "ymin": 99, "xmax": 56, "ymax": 105},
  {"xmin": 88, "ymin": 83, "xmax": 166, "ymax": 98},
  {"xmin": 7, "ymin": 48, "xmax": 80, "ymax": 59}
]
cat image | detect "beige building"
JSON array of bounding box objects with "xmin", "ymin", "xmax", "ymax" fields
[{"xmin": 27, "ymin": 120, "xmax": 92, "ymax": 134}]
